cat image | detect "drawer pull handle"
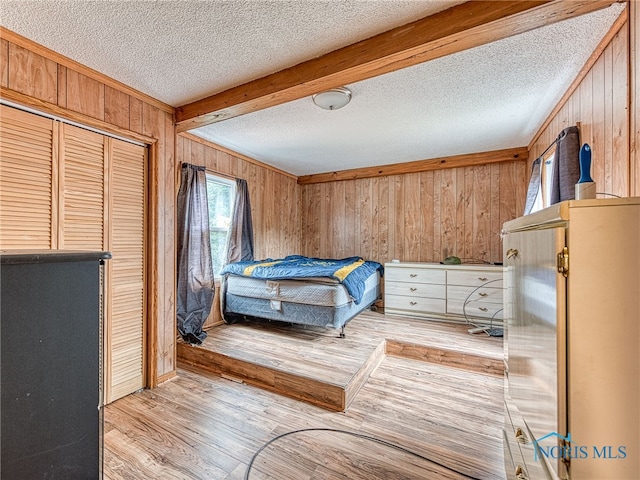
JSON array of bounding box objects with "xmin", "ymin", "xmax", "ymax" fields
[
  {"xmin": 410, "ymin": 274, "xmax": 417, "ymax": 278},
  {"xmin": 410, "ymin": 301, "xmax": 417, "ymax": 306},
  {"xmin": 478, "ymin": 277, "xmax": 488, "ymax": 281},
  {"xmin": 478, "ymin": 292, "xmax": 488, "ymax": 297},
  {"xmin": 515, "ymin": 465, "xmax": 528, "ymax": 480},
  {"xmin": 410, "ymin": 287, "xmax": 417, "ymax": 292},
  {"xmin": 514, "ymin": 427, "xmax": 528, "ymax": 444},
  {"xmin": 479, "ymin": 307, "xmax": 488, "ymax": 312}
]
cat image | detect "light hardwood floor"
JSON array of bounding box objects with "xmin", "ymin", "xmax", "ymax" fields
[
  {"xmin": 104, "ymin": 312, "xmax": 506, "ymax": 479},
  {"xmin": 177, "ymin": 311, "xmax": 503, "ymax": 411}
]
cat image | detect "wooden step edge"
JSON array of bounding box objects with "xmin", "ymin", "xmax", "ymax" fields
[
  {"xmin": 344, "ymin": 340, "xmax": 387, "ymax": 410},
  {"xmin": 384, "ymin": 339, "xmax": 504, "ymax": 377},
  {"xmin": 177, "ymin": 342, "xmax": 346, "ymax": 412}
]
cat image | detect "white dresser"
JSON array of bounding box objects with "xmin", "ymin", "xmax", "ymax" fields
[{"xmin": 384, "ymin": 262, "xmax": 504, "ymax": 325}]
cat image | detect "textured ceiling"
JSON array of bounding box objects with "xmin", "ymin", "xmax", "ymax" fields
[
  {"xmin": 0, "ymin": 0, "xmax": 463, "ymax": 106},
  {"xmin": 0, "ymin": 1, "xmax": 625, "ymax": 176},
  {"xmin": 192, "ymin": 4, "xmax": 625, "ymax": 175}
]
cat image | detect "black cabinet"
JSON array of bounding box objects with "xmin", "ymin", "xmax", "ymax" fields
[{"xmin": 1, "ymin": 250, "xmax": 110, "ymax": 479}]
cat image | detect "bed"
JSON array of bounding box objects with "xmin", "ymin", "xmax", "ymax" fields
[{"xmin": 219, "ymin": 255, "xmax": 383, "ymax": 337}]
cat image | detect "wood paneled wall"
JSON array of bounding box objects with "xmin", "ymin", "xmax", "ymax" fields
[
  {"xmin": 0, "ymin": 29, "xmax": 177, "ymax": 385},
  {"xmin": 3, "ymin": 3, "xmax": 640, "ymax": 386},
  {"xmin": 176, "ymin": 134, "xmax": 301, "ymax": 261},
  {"xmin": 529, "ymin": 18, "xmax": 630, "ymax": 197},
  {"xmin": 632, "ymin": 1, "xmax": 640, "ymax": 196},
  {"xmin": 301, "ymin": 161, "xmax": 526, "ymax": 266}
]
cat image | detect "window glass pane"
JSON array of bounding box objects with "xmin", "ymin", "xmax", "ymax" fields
[
  {"xmin": 206, "ymin": 174, "xmax": 235, "ymax": 275},
  {"xmin": 542, "ymin": 152, "xmax": 555, "ymax": 207},
  {"xmin": 530, "ymin": 150, "xmax": 555, "ymax": 214}
]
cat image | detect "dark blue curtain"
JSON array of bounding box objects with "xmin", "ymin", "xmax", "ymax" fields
[
  {"xmin": 176, "ymin": 163, "xmax": 214, "ymax": 345},
  {"xmin": 225, "ymin": 178, "xmax": 255, "ymax": 264},
  {"xmin": 550, "ymin": 126, "xmax": 581, "ymax": 205},
  {"xmin": 524, "ymin": 125, "xmax": 581, "ymax": 215}
]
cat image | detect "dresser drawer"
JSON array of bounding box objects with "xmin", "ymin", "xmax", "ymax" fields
[
  {"xmin": 385, "ymin": 295, "xmax": 446, "ymax": 314},
  {"xmin": 385, "ymin": 282, "xmax": 445, "ymax": 299},
  {"xmin": 447, "ymin": 301, "xmax": 503, "ymax": 319},
  {"xmin": 447, "ymin": 268, "xmax": 503, "ymax": 288},
  {"xmin": 504, "ymin": 395, "xmax": 550, "ymax": 480},
  {"xmin": 447, "ymin": 285, "xmax": 503, "ymax": 305},
  {"xmin": 385, "ymin": 266, "xmax": 446, "ymax": 284},
  {"xmin": 383, "ymin": 263, "xmax": 503, "ymax": 323}
]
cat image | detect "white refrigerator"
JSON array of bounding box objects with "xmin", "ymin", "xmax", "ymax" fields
[{"xmin": 502, "ymin": 198, "xmax": 639, "ymax": 479}]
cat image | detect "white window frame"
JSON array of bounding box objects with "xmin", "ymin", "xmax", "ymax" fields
[
  {"xmin": 531, "ymin": 148, "xmax": 556, "ymax": 214},
  {"xmin": 205, "ymin": 173, "xmax": 236, "ymax": 276}
]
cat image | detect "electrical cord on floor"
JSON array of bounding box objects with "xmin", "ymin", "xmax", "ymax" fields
[
  {"xmin": 488, "ymin": 308, "xmax": 504, "ymax": 332},
  {"xmin": 244, "ymin": 427, "xmax": 483, "ymax": 480},
  {"xmin": 462, "ymin": 278, "xmax": 503, "ymax": 337}
]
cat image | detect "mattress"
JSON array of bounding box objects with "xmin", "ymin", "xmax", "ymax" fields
[
  {"xmin": 224, "ymin": 277, "xmax": 380, "ymax": 329},
  {"xmin": 222, "ymin": 271, "xmax": 380, "ymax": 329},
  {"xmin": 225, "ymin": 271, "xmax": 379, "ymax": 307},
  {"xmin": 220, "ymin": 255, "xmax": 383, "ymax": 305}
]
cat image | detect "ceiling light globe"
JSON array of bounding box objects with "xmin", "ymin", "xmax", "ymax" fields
[{"xmin": 312, "ymin": 87, "xmax": 352, "ymax": 110}]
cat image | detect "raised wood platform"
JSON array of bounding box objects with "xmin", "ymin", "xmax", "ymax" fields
[{"xmin": 177, "ymin": 310, "xmax": 503, "ymax": 411}]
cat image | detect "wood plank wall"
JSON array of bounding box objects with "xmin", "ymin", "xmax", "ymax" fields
[
  {"xmin": 528, "ymin": 18, "xmax": 630, "ymax": 197},
  {"xmin": 0, "ymin": 29, "xmax": 177, "ymax": 385},
  {"xmin": 176, "ymin": 134, "xmax": 301, "ymax": 261},
  {"xmin": 632, "ymin": 1, "xmax": 640, "ymax": 196},
  {"xmin": 2, "ymin": 5, "xmax": 639, "ymax": 385},
  {"xmin": 300, "ymin": 161, "xmax": 527, "ymax": 266},
  {"xmin": 297, "ymin": 16, "xmax": 636, "ymax": 267}
]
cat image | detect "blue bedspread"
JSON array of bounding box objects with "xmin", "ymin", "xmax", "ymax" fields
[{"xmin": 220, "ymin": 255, "xmax": 383, "ymax": 304}]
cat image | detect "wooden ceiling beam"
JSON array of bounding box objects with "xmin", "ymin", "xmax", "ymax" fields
[
  {"xmin": 175, "ymin": 0, "xmax": 618, "ymax": 132},
  {"xmin": 296, "ymin": 147, "xmax": 528, "ymax": 185}
]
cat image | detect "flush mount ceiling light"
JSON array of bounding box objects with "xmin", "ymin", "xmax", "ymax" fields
[{"xmin": 312, "ymin": 87, "xmax": 352, "ymax": 110}]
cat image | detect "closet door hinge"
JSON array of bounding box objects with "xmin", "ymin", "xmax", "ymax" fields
[{"xmin": 557, "ymin": 247, "xmax": 569, "ymax": 277}]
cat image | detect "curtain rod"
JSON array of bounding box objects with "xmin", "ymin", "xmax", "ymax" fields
[
  {"xmin": 180, "ymin": 162, "xmax": 238, "ymax": 181},
  {"xmin": 536, "ymin": 122, "xmax": 581, "ymax": 161},
  {"xmin": 538, "ymin": 138, "xmax": 558, "ymax": 160}
]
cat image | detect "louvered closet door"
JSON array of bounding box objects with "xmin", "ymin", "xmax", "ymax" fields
[
  {"xmin": 0, "ymin": 106, "xmax": 56, "ymax": 248},
  {"xmin": 0, "ymin": 105, "xmax": 147, "ymax": 404},
  {"xmin": 106, "ymin": 138, "xmax": 146, "ymax": 403},
  {"xmin": 60, "ymin": 124, "xmax": 105, "ymax": 249}
]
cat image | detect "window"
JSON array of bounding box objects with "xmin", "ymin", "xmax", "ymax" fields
[
  {"xmin": 206, "ymin": 174, "xmax": 235, "ymax": 275},
  {"xmin": 530, "ymin": 149, "xmax": 555, "ymax": 214}
]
